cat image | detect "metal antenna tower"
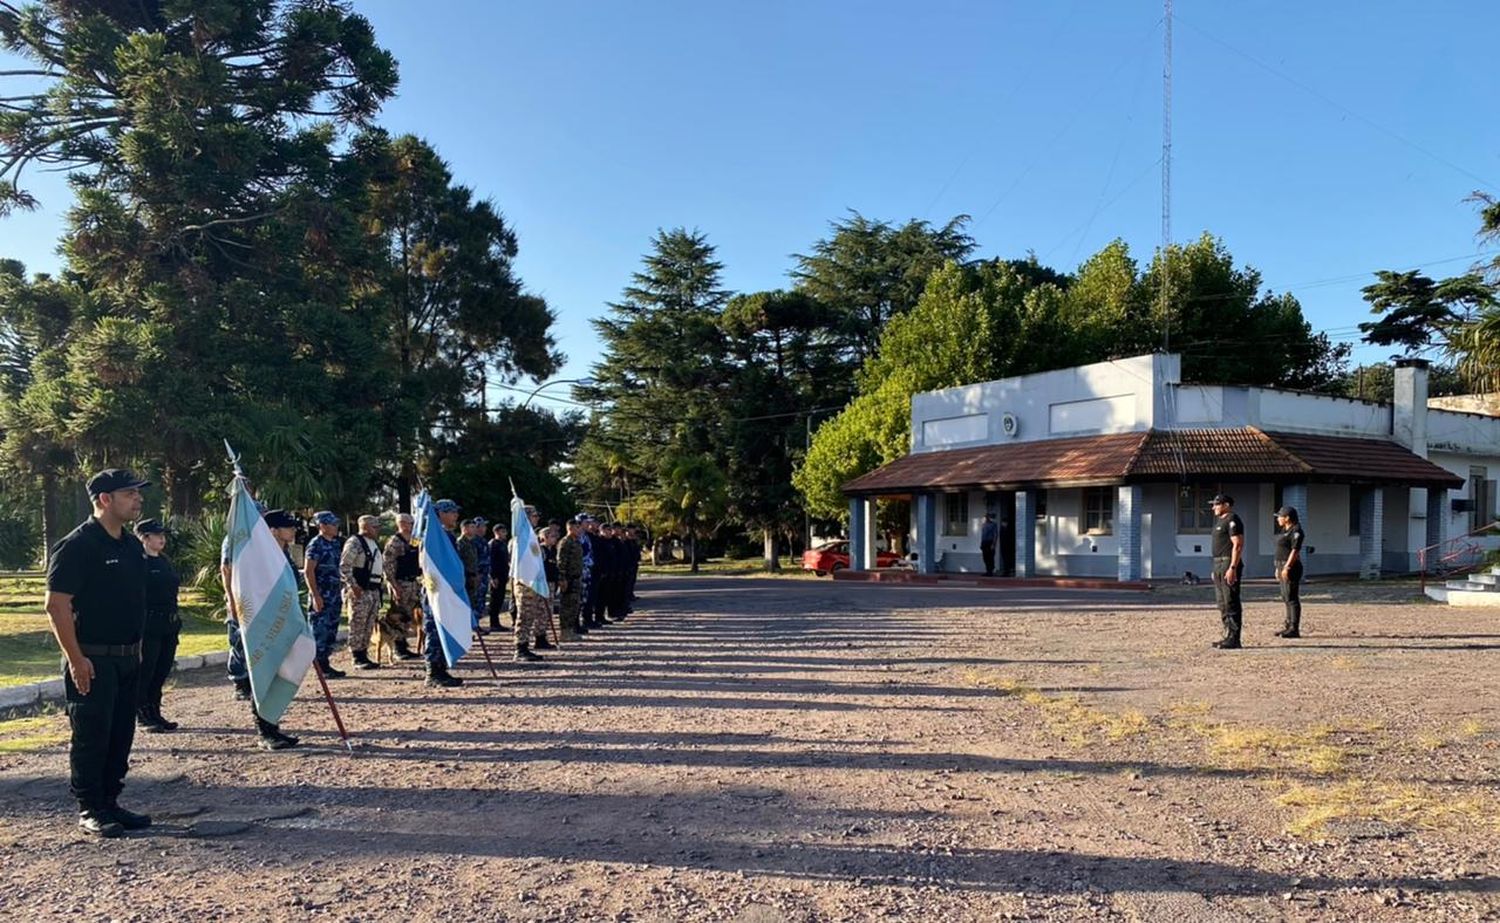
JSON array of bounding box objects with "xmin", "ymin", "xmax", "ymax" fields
[{"xmin": 1160, "ymin": 0, "xmax": 1173, "ymax": 351}]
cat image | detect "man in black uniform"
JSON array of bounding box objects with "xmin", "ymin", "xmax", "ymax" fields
[
  {"xmin": 44, "ymin": 468, "xmax": 152, "ymax": 837},
  {"xmin": 1208, "ymin": 493, "xmax": 1246, "ymax": 649}
]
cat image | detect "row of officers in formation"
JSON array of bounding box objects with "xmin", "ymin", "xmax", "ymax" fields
[{"xmin": 42, "ymin": 468, "xmax": 644, "ymax": 838}]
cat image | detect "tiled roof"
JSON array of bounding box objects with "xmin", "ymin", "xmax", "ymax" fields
[
  {"xmin": 842, "ymin": 427, "xmax": 1464, "ymax": 495},
  {"xmin": 842, "ymin": 432, "xmax": 1149, "ymax": 495}
]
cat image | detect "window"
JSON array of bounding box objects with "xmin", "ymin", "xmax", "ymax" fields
[
  {"xmin": 1349, "ymin": 487, "xmax": 1367, "ymax": 536},
  {"xmin": 1471, "ymin": 467, "xmax": 1493, "ymax": 532},
  {"xmin": 1035, "ymin": 490, "xmax": 1048, "ymax": 520},
  {"xmin": 1083, "ymin": 486, "xmax": 1114, "ymax": 535},
  {"xmin": 1177, "ymin": 483, "xmax": 1221, "ymax": 533},
  {"xmin": 943, "ymin": 493, "xmax": 969, "ymax": 536}
]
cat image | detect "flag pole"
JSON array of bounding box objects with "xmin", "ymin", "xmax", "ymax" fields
[
  {"xmin": 473, "ymin": 630, "xmax": 501, "ymax": 679},
  {"xmin": 310, "ymin": 660, "xmax": 353, "ymax": 753}
]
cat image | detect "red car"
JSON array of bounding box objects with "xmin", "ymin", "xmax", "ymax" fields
[{"xmin": 801, "ymin": 540, "xmax": 901, "ymax": 576}]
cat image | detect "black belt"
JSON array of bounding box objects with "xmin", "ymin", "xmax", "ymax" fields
[{"xmin": 79, "ymin": 642, "xmax": 141, "ymax": 657}]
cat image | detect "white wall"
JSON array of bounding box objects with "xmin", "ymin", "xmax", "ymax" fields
[
  {"xmin": 910, "ymin": 353, "xmax": 1179, "ymax": 452},
  {"xmin": 1252, "ymin": 390, "xmax": 1391, "ymax": 437}
]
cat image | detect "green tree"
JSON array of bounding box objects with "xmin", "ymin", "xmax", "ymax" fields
[
  {"xmin": 656, "ymin": 451, "xmax": 728, "ymax": 572},
  {"xmin": 0, "ymin": 1, "xmax": 399, "ymax": 514},
  {"xmin": 1359, "ymin": 270, "xmax": 1495, "ymax": 359},
  {"xmin": 424, "ymin": 405, "xmax": 584, "ymax": 524},
  {"xmin": 720, "ymin": 289, "xmax": 842, "ymax": 569},
  {"xmin": 355, "ymin": 132, "xmax": 560, "ymax": 510},
  {"xmin": 792, "ymin": 212, "xmax": 975, "ymax": 364},
  {"xmin": 575, "ymin": 228, "xmax": 731, "ymax": 510}
]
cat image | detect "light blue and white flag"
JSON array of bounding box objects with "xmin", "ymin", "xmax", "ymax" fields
[
  {"xmin": 224, "ymin": 466, "xmax": 316, "ymax": 724},
  {"xmin": 510, "ymin": 491, "xmax": 550, "ymax": 598},
  {"xmin": 415, "ymin": 491, "xmax": 473, "ymax": 667}
]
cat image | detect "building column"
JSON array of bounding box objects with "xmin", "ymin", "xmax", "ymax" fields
[
  {"xmin": 1014, "ymin": 490, "xmax": 1037, "ymax": 578},
  {"xmin": 849, "ymin": 497, "xmax": 878, "ymax": 570},
  {"xmin": 1359, "ymin": 487, "xmax": 1384, "ymax": 580},
  {"xmin": 1281, "ymin": 484, "xmax": 1309, "ymax": 520},
  {"xmin": 1116, "ymin": 485, "xmax": 1143, "ymax": 582},
  {"xmin": 915, "ymin": 493, "xmax": 938, "ymax": 575}
]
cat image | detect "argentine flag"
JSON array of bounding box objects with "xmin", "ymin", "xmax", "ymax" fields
[
  {"xmin": 225, "ymin": 472, "xmax": 316, "ymax": 724},
  {"xmin": 510, "ymin": 493, "xmax": 550, "ymax": 598},
  {"xmin": 416, "ymin": 492, "xmax": 473, "ymax": 667}
]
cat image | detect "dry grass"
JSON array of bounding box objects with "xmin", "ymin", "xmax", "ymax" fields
[
  {"xmin": 0, "ymin": 713, "xmax": 67, "ymax": 753},
  {"xmin": 1275, "ymin": 781, "xmax": 1493, "ymax": 838},
  {"xmin": 966, "ymin": 672, "xmax": 1151, "ymax": 744}
]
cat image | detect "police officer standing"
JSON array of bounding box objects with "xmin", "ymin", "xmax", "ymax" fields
[
  {"xmin": 979, "ymin": 513, "xmax": 998, "ymax": 577},
  {"xmin": 303, "ymin": 511, "xmax": 346, "ymax": 678},
  {"xmin": 472, "ymin": 515, "xmax": 491, "ymax": 632},
  {"xmin": 1209, "ymin": 494, "xmax": 1246, "ymax": 649},
  {"xmin": 1274, "ymin": 506, "xmax": 1306, "ymax": 639},
  {"xmin": 455, "ymin": 518, "xmax": 482, "ymax": 634},
  {"xmin": 133, "ymin": 519, "xmax": 181, "ymax": 734},
  {"xmin": 44, "ymin": 468, "xmax": 152, "ymax": 837}
]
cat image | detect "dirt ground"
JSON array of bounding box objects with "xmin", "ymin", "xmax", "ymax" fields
[{"xmin": 1, "ymin": 576, "xmax": 1498, "ymax": 922}]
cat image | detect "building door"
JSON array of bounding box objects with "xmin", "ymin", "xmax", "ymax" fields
[{"xmin": 987, "ymin": 491, "xmax": 1018, "ymax": 576}]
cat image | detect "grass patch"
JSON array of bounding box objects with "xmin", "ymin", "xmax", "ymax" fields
[
  {"xmin": 1275, "ymin": 781, "xmax": 1492, "ymax": 837},
  {"xmin": 639, "ymin": 557, "xmax": 818, "ymax": 578},
  {"xmin": 0, "ymin": 586, "xmax": 227, "ymax": 688},
  {"xmin": 966, "ymin": 672, "xmax": 1151, "ymax": 744},
  {"xmin": 0, "ymin": 713, "xmax": 67, "ymax": 753},
  {"xmin": 1179, "ymin": 719, "xmax": 1351, "ymax": 776}
]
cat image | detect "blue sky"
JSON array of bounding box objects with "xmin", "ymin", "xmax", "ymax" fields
[{"xmin": 5, "ymin": 1, "xmax": 1498, "ymax": 413}]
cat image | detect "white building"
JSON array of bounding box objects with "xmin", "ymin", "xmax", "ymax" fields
[{"xmin": 842, "ymin": 353, "xmax": 1499, "ymax": 581}]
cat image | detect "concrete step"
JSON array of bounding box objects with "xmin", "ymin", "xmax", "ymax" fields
[
  {"xmin": 1470, "ymin": 572, "xmax": 1500, "ymax": 585},
  {"xmin": 1446, "ymin": 588, "xmax": 1500, "ymax": 608},
  {"xmin": 1447, "ymin": 578, "xmax": 1500, "ymax": 592}
]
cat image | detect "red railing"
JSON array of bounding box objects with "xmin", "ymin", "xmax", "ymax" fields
[{"xmin": 1418, "ymin": 520, "xmax": 1500, "ymax": 593}]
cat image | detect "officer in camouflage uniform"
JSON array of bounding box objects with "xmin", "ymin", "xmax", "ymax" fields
[
  {"xmin": 302, "ymin": 511, "xmax": 346, "ymax": 677},
  {"xmin": 511, "ymin": 505, "xmax": 549, "ymax": 662},
  {"xmin": 455, "ymin": 518, "xmax": 482, "ymax": 633},
  {"xmin": 381, "ymin": 513, "xmax": 421, "ymax": 660},
  {"xmin": 557, "ymin": 518, "xmax": 586, "ymax": 641},
  {"xmin": 340, "ymin": 514, "xmax": 385, "ymax": 670},
  {"xmin": 471, "ymin": 515, "xmax": 491, "ymax": 631}
]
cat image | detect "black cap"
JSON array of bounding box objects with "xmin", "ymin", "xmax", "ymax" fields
[
  {"xmin": 1208, "ymin": 493, "xmax": 1234, "ymax": 506},
  {"xmin": 133, "ymin": 518, "xmax": 165, "ymax": 535},
  {"xmin": 263, "ymin": 509, "xmax": 298, "ymax": 529},
  {"xmin": 87, "ymin": 468, "xmax": 150, "ymax": 498},
  {"xmin": 1276, "ymin": 505, "xmax": 1299, "ymax": 519}
]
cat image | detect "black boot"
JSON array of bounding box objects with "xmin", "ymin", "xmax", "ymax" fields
[
  {"xmin": 255, "ymin": 713, "xmax": 298, "ymax": 750},
  {"xmin": 534, "ymin": 634, "xmax": 556, "ymax": 651},
  {"xmin": 152, "ymin": 706, "xmax": 179, "ymax": 732},
  {"xmin": 106, "ymin": 798, "xmax": 152, "ymax": 830},
  {"xmin": 232, "ymin": 677, "xmax": 252, "ymax": 701},
  {"xmin": 78, "ymin": 807, "xmax": 123, "ymax": 838},
  {"xmin": 351, "ymin": 649, "xmax": 379, "ymax": 670},
  {"xmin": 515, "ymin": 644, "xmax": 543, "ymax": 663},
  {"xmin": 318, "ymin": 658, "xmax": 347, "ymax": 679},
  {"xmin": 425, "ymin": 663, "xmax": 463, "ymax": 688},
  {"xmin": 575, "ymin": 621, "xmax": 589, "ymax": 636},
  {"xmin": 393, "ymin": 639, "xmax": 420, "ymax": 661}
]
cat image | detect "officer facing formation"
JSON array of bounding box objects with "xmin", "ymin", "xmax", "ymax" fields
[
  {"xmin": 1274, "ymin": 506, "xmax": 1306, "ymax": 639},
  {"xmin": 381, "ymin": 513, "xmax": 422, "ymax": 661},
  {"xmin": 340, "ymin": 514, "xmax": 385, "ymax": 670},
  {"xmin": 303, "ymin": 511, "xmax": 346, "ymax": 678},
  {"xmin": 133, "ymin": 519, "xmax": 181, "ymax": 734},
  {"xmin": 44, "ymin": 468, "xmax": 153, "ymax": 837},
  {"xmin": 1208, "ymin": 494, "xmax": 1246, "ymax": 649}
]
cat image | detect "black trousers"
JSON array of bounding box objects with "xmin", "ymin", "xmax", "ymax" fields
[
  {"xmin": 1280, "ymin": 562, "xmax": 1303, "ymax": 631},
  {"xmin": 487, "ymin": 572, "xmax": 510, "ymax": 619},
  {"xmin": 137, "ymin": 630, "xmax": 179, "ymax": 712},
  {"xmin": 980, "ymin": 542, "xmax": 996, "ymax": 575},
  {"xmin": 64, "ymin": 653, "xmax": 140, "ymax": 809},
  {"xmin": 1212, "ymin": 557, "xmax": 1243, "ymax": 641}
]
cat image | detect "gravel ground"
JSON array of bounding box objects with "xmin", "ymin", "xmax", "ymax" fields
[{"xmin": 1, "ymin": 576, "xmax": 1497, "ymax": 922}]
